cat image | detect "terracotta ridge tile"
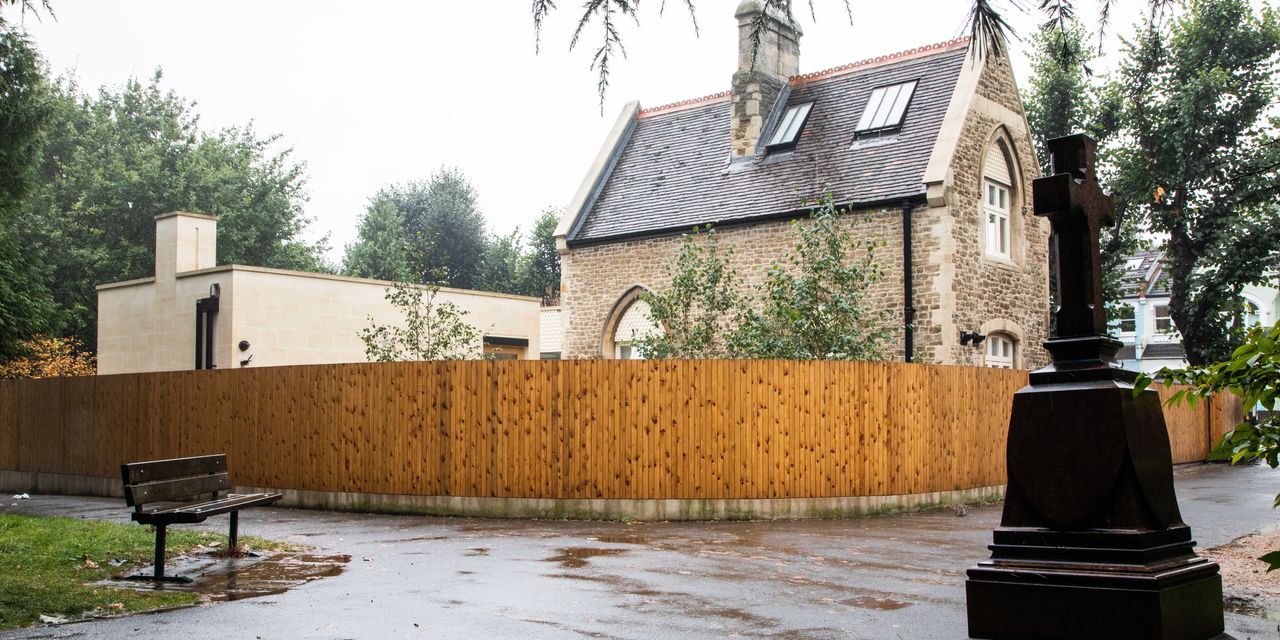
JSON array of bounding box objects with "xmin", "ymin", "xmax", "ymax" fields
[
  {"xmin": 638, "ymin": 90, "xmax": 732, "ymax": 118},
  {"xmin": 632, "ymin": 37, "xmax": 970, "ymax": 119},
  {"xmin": 789, "ymin": 37, "xmax": 972, "ymax": 86}
]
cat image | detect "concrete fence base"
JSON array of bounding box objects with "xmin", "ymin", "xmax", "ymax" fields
[{"xmin": 1, "ymin": 469, "xmax": 1004, "ymax": 521}]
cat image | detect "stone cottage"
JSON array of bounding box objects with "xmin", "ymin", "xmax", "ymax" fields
[{"xmin": 554, "ymin": 1, "xmax": 1050, "ymax": 369}]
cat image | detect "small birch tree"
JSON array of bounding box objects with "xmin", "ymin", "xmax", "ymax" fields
[
  {"xmin": 634, "ymin": 226, "xmax": 743, "ymax": 359},
  {"xmin": 359, "ymin": 282, "xmax": 483, "ymax": 361},
  {"xmin": 729, "ymin": 197, "xmax": 893, "ymax": 361}
]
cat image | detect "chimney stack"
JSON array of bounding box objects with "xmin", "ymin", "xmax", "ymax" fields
[
  {"xmin": 731, "ymin": 0, "xmax": 801, "ymax": 158},
  {"xmin": 154, "ymin": 211, "xmax": 218, "ymax": 281}
]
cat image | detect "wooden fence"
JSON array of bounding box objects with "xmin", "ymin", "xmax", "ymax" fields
[{"xmin": 0, "ymin": 361, "xmax": 1239, "ymax": 502}]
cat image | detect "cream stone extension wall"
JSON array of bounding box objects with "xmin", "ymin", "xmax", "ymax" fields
[{"xmin": 97, "ymin": 212, "xmax": 541, "ymax": 375}]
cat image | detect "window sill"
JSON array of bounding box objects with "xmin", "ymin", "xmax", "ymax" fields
[{"xmin": 981, "ymin": 254, "xmax": 1020, "ymax": 271}]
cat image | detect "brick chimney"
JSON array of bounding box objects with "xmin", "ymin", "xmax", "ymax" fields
[{"xmin": 731, "ymin": 0, "xmax": 801, "ymax": 158}]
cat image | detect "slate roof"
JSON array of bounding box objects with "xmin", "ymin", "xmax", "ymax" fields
[
  {"xmin": 1116, "ymin": 341, "xmax": 1185, "ymax": 362},
  {"xmin": 568, "ymin": 40, "xmax": 970, "ymax": 245},
  {"xmin": 1120, "ymin": 249, "xmax": 1171, "ymax": 299},
  {"xmin": 1142, "ymin": 342, "xmax": 1186, "ymax": 359}
]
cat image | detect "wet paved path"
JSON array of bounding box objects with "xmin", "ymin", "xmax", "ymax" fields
[{"xmin": 3, "ymin": 463, "xmax": 1279, "ymax": 639}]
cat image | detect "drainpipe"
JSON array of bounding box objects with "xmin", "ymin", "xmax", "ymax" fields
[
  {"xmin": 195, "ymin": 288, "xmax": 220, "ymax": 370},
  {"xmin": 902, "ymin": 200, "xmax": 915, "ymax": 363}
]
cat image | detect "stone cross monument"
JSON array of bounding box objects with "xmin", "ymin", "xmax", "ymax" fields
[{"xmin": 965, "ymin": 134, "xmax": 1225, "ymax": 640}]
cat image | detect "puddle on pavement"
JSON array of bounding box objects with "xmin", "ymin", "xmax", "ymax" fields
[
  {"xmin": 465, "ymin": 547, "xmax": 490, "ymax": 556},
  {"xmin": 840, "ymin": 595, "xmax": 912, "ymax": 611},
  {"xmin": 590, "ymin": 533, "xmax": 651, "ymax": 545},
  {"xmin": 544, "ymin": 547, "xmax": 627, "ymax": 569},
  {"xmin": 104, "ymin": 552, "xmax": 350, "ymax": 602},
  {"xmin": 1225, "ymin": 595, "xmax": 1280, "ymax": 621},
  {"xmin": 375, "ymin": 535, "xmax": 450, "ymax": 544}
]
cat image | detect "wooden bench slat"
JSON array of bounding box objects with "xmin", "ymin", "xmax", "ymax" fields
[
  {"xmin": 125, "ymin": 473, "xmax": 231, "ymax": 507},
  {"xmin": 121, "ymin": 454, "xmax": 227, "ymax": 485},
  {"xmin": 132, "ymin": 493, "xmax": 282, "ymax": 525}
]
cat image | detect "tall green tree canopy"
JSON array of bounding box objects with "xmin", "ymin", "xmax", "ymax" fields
[
  {"xmin": 16, "ymin": 71, "xmax": 328, "ymax": 347},
  {"xmin": 1101, "ymin": 0, "xmax": 1280, "ymax": 364},
  {"xmin": 478, "ymin": 207, "xmax": 565, "ymax": 298},
  {"xmin": 517, "ymin": 207, "xmax": 562, "ymax": 300},
  {"xmin": 0, "ymin": 26, "xmax": 55, "ymax": 358},
  {"xmin": 382, "ymin": 167, "xmax": 488, "ymax": 290},
  {"xmin": 1024, "ymin": 19, "xmax": 1094, "ymax": 177},
  {"xmin": 343, "ymin": 196, "xmax": 412, "ymax": 282},
  {"xmin": 474, "ymin": 228, "xmax": 524, "ymax": 294},
  {"xmin": 1022, "ymin": 17, "xmax": 1149, "ymax": 312}
]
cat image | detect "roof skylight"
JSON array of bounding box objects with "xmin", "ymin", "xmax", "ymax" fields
[
  {"xmin": 856, "ymin": 81, "xmax": 918, "ymax": 133},
  {"xmin": 766, "ymin": 102, "xmax": 815, "ymax": 150}
]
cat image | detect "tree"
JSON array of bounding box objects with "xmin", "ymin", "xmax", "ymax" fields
[
  {"xmin": 1024, "ymin": 19, "xmax": 1093, "ymax": 177},
  {"xmin": 531, "ymin": 0, "xmax": 1174, "ymax": 106},
  {"xmin": 1022, "ymin": 17, "xmax": 1147, "ymax": 313},
  {"xmin": 358, "ymin": 281, "xmax": 484, "ymax": 361},
  {"xmin": 729, "ymin": 197, "xmax": 893, "ymax": 360},
  {"xmin": 474, "ymin": 228, "xmax": 524, "ymax": 295},
  {"xmin": 634, "ymin": 227, "xmax": 744, "ymax": 359},
  {"xmin": 15, "ymin": 71, "xmax": 328, "ymax": 348},
  {"xmin": 1102, "ymin": 0, "xmax": 1280, "ymax": 364},
  {"xmin": 383, "ymin": 167, "xmax": 488, "ymax": 291},
  {"xmin": 517, "ymin": 207, "xmax": 562, "ymax": 301},
  {"xmin": 0, "ymin": 0, "xmax": 52, "ymax": 27},
  {"xmin": 343, "ymin": 197, "xmax": 413, "ymax": 281},
  {"xmin": 0, "ymin": 335, "xmax": 94, "ymax": 379},
  {"xmin": 0, "ymin": 26, "xmax": 56, "ymax": 358},
  {"xmin": 1137, "ymin": 320, "xmax": 1280, "ymax": 568}
]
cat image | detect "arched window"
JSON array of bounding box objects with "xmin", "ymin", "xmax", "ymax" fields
[
  {"xmin": 613, "ymin": 299, "xmax": 656, "ymax": 359},
  {"xmin": 1243, "ymin": 296, "xmax": 1262, "ymax": 328},
  {"xmin": 985, "ymin": 334, "xmax": 1015, "ymax": 369},
  {"xmin": 981, "ymin": 136, "xmax": 1018, "ymax": 262},
  {"xmin": 601, "ymin": 286, "xmax": 660, "ymax": 359}
]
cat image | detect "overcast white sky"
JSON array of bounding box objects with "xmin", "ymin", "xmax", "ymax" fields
[{"xmin": 2, "ymin": 1, "xmax": 1174, "ymax": 263}]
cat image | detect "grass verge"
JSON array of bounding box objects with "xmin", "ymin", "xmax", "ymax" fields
[{"xmin": 0, "ymin": 513, "xmax": 226, "ymax": 628}]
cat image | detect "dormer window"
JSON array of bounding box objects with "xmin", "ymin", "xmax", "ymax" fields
[
  {"xmin": 856, "ymin": 80, "xmax": 918, "ymax": 134},
  {"xmin": 766, "ymin": 101, "xmax": 815, "ymax": 150}
]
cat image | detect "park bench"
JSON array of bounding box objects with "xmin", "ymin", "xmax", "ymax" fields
[{"xmin": 121, "ymin": 454, "xmax": 281, "ymax": 582}]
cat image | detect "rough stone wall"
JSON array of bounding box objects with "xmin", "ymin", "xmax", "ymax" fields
[
  {"xmin": 907, "ymin": 203, "xmax": 949, "ymax": 363},
  {"xmin": 560, "ymin": 209, "xmax": 910, "ymax": 360},
  {"xmin": 941, "ymin": 52, "xmax": 1051, "ymax": 369}
]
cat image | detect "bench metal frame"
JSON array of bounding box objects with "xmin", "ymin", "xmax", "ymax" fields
[{"xmin": 121, "ymin": 454, "xmax": 281, "ymax": 583}]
